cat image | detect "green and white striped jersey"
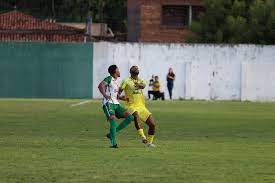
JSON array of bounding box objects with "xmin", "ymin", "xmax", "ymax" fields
[{"xmin": 102, "ymin": 75, "xmax": 120, "ymax": 105}]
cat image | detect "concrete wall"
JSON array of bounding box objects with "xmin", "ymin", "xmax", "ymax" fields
[
  {"xmin": 241, "ymin": 63, "xmax": 275, "ymax": 102},
  {"xmin": 93, "ymin": 42, "xmax": 275, "ymax": 101}
]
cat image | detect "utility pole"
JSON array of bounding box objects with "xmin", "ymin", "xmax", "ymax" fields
[
  {"xmin": 189, "ymin": 5, "xmax": 192, "ymax": 27},
  {"xmin": 13, "ymin": 0, "xmax": 17, "ymax": 11},
  {"xmin": 52, "ymin": 0, "xmax": 56, "ymax": 20}
]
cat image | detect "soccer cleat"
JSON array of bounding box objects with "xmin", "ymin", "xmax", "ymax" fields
[
  {"xmin": 106, "ymin": 134, "xmax": 118, "ymax": 148},
  {"xmin": 142, "ymin": 137, "xmax": 148, "ymax": 144},
  {"xmin": 146, "ymin": 143, "xmax": 156, "ymax": 148},
  {"xmin": 110, "ymin": 144, "xmax": 118, "ymax": 148}
]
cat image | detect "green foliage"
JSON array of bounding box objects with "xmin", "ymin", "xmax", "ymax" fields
[
  {"xmin": 187, "ymin": 21, "xmax": 203, "ymax": 42},
  {"xmin": 190, "ymin": 21, "xmax": 203, "ymax": 34},
  {"xmin": 188, "ymin": 0, "xmax": 275, "ymax": 44},
  {"xmin": 0, "ymin": 0, "xmax": 127, "ymax": 32}
]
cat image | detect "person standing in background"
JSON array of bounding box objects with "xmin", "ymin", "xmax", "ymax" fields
[{"xmin": 167, "ymin": 68, "xmax": 175, "ymax": 100}]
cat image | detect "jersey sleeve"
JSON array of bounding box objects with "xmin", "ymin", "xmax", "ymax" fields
[
  {"xmin": 103, "ymin": 76, "xmax": 112, "ymax": 85},
  {"xmin": 120, "ymin": 79, "xmax": 127, "ymax": 89}
]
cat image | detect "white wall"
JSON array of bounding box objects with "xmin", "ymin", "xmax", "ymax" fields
[
  {"xmin": 241, "ymin": 63, "xmax": 275, "ymax": 102},
  {"xmin": 93, "ymin": 42, "xmax": 275, "ymax": 101}
]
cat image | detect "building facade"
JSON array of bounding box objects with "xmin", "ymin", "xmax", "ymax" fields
[
  {"xmin": 0, "ymin": 11, "xmax": 85, "ymax": 42},
  {"xmin": 128, "ymin": 0, "xmax": 204, "ymax": 43}
]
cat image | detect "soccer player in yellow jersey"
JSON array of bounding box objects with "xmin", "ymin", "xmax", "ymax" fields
[{"xmin": 119, "ymin": 66, "xmax": 156, "ymax": 148}]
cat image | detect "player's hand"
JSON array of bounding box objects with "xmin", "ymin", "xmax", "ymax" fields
[
  {"xmin": 118, "ymin": 95, "xmax": 124, "ymax": 100},
  {"xmin": 104, "ymin": 95, "xmax": 111, "ymax": 101},
  {"xmin": 134, "ymin": 82, "xmax": 141, "ymax": 88},
  {"xmin": 135, "ymin": 83, "xmax": 145, "ymax": 89},
  {"xmin": 118, "ymin": 95, "xmax": 129, "ymax": 102}
]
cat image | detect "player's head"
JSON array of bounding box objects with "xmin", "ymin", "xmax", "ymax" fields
[
  {"xmin": 108, "ymin": 65, "xmax": 120, "ymax": 78},
  {"xmin": 130, "ymin": 65, "xmax": 139, "ymax": 76},
  {"xmin": 155, "ymin": 76, "xmax": 159, "ymax": 81}
]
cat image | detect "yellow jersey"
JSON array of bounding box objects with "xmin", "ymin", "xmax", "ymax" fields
[
  {"xmin": 120, "ymin": 77, "xmax": 146, "ymax": 107},
  {"xmin": 152, "ymin": 81, "xmax": 161, "ymax": 91}
]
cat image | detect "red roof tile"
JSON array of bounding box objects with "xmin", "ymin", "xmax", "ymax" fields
[
  {"xmin": 0, "ymin": 11, "xmax": 83, "ymax": 32},
  {"xmin": 0, "ymin": 11, "xmax": 85, "ymax": 42}
]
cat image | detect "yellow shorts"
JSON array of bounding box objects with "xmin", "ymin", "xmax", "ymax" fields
[{"xmin": 126, "ymin": 106, "xmax": 152, "ymax": 122}]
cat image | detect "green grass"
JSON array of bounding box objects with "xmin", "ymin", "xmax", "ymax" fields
[{"xmin": 0, "ymin": 99, "xmax": 275, "ymax": 183}]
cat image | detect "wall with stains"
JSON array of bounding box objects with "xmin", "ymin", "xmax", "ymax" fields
[
  {"xmin": 93, "ymin": 42, "xmax": 275, "ymax": 101},
  {"xmin": 241, "ymin": 63, "xmax": 275, "ymax": 101}
]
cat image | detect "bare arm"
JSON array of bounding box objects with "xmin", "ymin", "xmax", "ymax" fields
[
  {"xmin": 135, "ymin": 83, "xmax": 146, "ymax": 89},
  {"xmin": 118, "ymin": 95, "xmax": 128, "ymax": 101},
  {"xmin": 118, "ymin": 87, "xmax": 129, "ymax": 101},
  {"xmin": 98, "ymin": 81, "xmax": 111, "ymax": 100},
  {"xmin": 118, "ymin": 87, "xmax": 124, "ymax": 100}
]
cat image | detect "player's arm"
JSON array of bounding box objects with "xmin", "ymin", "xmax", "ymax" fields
[
  {"xmin": 118, "ymin": 87, "xmax": 129, "ymax": 101},
  {"xmin": 118, "ymin": 95, "xmax": 128, "ymax": 101},
  {"xmin": 118, "ymin": 79, "xmax": 129, "ymax": 101},
  {"xmin": 98, "ymin": 80, "xmax": 111, "ymax": 100},
  {"xmin": 135, "ymin": 83, "xmax": 146, "ymax": 89},
  {"xmin": 135, "ymin": 79, "xmax": 146, "ymax": 89},
  {"xmin": 118, "ymin": 87, "xmax": 124, "ymax": 98}
]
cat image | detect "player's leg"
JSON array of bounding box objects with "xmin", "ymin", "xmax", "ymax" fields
[
  {"xmin": 139, "ymin": 107, "xmax": 156, "ymax": 147},
  {"xmin": 145, "ymin": 115, "xmax": 156, "ymax": 147},
  {"xmin": 115, "ymin": 105, "xmax": 134, "ymax": 132},
  {"xmin": 132, "ymin": 111, "xmax": 147, "ymax": 144},
  {"xmin": 106, "ymin": 105, "xmax": 134, "ymax": 140},
  {"xmin": 103, "ymin": 103, "xmax": 118, "ymax": 148},
  {"xmin": 121, "ymin": 106, "xmax": 147, "ymax": 143},
  {"xmin": 114, "ymin": 106, "xmax": 147, "ymax": 144}
]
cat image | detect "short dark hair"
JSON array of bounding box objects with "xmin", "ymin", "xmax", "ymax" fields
[
  {"xmin": 108, "ymin": 65, "xmax": 117, "ymax": 75},
  {"xmin": 130, "ymin": 65, "xmax": 138, "ymax": 73}
]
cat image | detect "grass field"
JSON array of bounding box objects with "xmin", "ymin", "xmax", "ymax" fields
[{"xmin": 0, "ymin": 99, "xmax": 275, "ymax": 183}]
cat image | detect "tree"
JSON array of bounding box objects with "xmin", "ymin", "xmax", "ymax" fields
[
  {"xmin": 0, "ymin": 0, "xmax": 127, "ymax": 33},
  {"xmin": 188, "ymin": 0, "xmax": 275, "ymax": 44}
]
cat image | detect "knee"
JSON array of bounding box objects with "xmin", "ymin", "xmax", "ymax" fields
[
  {"xmin": 133, "ymin": 112, "xmax": 139, "ymax": 118},
  {"xmin": 125, "ymin": 111, "xmax": 131, "ymax": 116},
  {"xmin": 127, "ymin": 114, "xmax": 134, "ymax": 121},
  {"xmin": 108, "ymin": 115, "xmax": 116, "ymax": 121}
]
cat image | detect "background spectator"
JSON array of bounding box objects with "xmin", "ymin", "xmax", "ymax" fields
[{"xmin": 167, "ymin": 68, "xmax": 175, "ymax": 100}]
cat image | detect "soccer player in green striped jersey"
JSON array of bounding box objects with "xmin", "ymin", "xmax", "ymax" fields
[{"xmin": 98, "ymin": 65, "xmax": 134, "ymax": 148}]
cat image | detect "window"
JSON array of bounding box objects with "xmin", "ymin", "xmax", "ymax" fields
[{"xmin": 162, "ymin": 5, "xmax": 189, "ymax": 27}]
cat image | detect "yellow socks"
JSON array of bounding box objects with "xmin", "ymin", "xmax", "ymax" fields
[
  {"xmin": 138, "ymin": 129, "xmax": 155, "ymax": 144},
  {"xmin": 147, "ymin": 135, "xmax": 154, "ymax": 144},
  {"xmin": 137, "ymin": 129, "xmax": 146, "ymax": 139}
]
